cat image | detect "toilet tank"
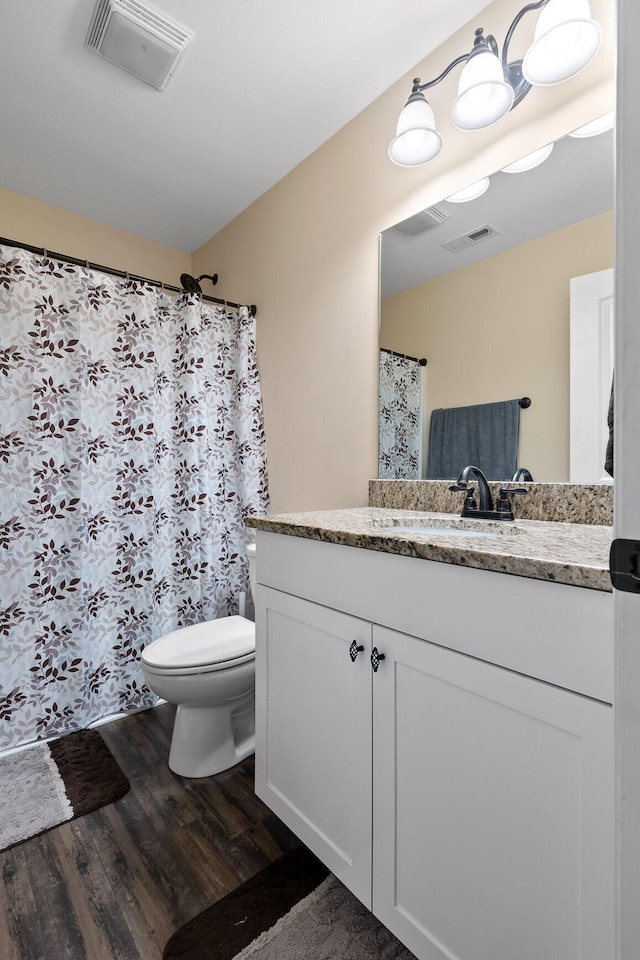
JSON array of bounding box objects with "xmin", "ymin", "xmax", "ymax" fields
[{"xmin": 246, "ymin": 542, "xmax": 256, "ymax": 599}]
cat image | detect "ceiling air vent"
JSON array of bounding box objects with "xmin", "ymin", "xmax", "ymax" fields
[
  {"xmin": 393, "ymin": 205, "xmax": 450, "ymax": 237},
  {"xmin": 442, "ymin": 224, "xmax": 499, "ymax": 253},
  {"xmin": 85, "ymin": 0, "xmax": 193, "ymax": 90}
]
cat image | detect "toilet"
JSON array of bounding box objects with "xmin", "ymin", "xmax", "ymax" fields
[{"xmin": 140, "ymin": 542, "xmax": 257, "ymax": 778}]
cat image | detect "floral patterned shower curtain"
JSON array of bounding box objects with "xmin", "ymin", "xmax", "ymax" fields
[
  {"xmin": 378, "ymin": 350, "xmax": 423, "ymax": 478},
  {"xmin": 0, "ymin": 246, "xmax": 268, "ymax": 751}
]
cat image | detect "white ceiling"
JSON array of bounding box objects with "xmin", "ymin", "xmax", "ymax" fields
[{"xmin": 0, "ymin": 0, "xmax": 491, "ymax": 253}]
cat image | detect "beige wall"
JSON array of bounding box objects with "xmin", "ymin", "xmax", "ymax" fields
[
  {"xmin": 381, "ymin": 211, "xmax": 614, "ymax": 482},
  {"xmin": 193, "ymin": 0, "xmax": 615, "ymax": 511},
  {"xmin": 0, "ymin": 186, "xmax": 190, "ymax": 285},
  {"xmin": 0, "ymin": 0, "xmax": 615, "ymax": 513}
]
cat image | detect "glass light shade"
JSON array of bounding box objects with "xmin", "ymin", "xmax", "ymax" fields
[
  {"xmin": 450, "ymin": 49, "xmax": 515, "ymax": 131},
  {"xmin": 522, "ymin": 0, "xmax": 602, "ymax": 86},
  {"xmin": 569, "ymin": 110, "xmax": 615, "ymax": 138},
  {"xmin": 446, "ymin": 177, "xmax": 491, "ymax": 203},
  {"xmin": 388, "ymin": 95, "xmax": 443, "ymax": 166},
  {"xmin": 501, "ymin": 142, "xmax": 554, "ymax": 173}
]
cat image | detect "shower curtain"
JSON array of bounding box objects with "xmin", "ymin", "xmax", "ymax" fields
[
  {"xmin": 0, "ymin": 246, "xmax": 269, "ymax": 751},
  {"xmin": 378, "ymin": 351, "xmax": 423, "ymax": 478}
]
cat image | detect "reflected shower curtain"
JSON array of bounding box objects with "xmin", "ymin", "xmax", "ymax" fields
[
  {"xmin": 0, "ymin": 246, "xmax": 268, "ymax": 750},
  {"xmin": 378, "ymin": 351, "xmax": 423, "ymax": 478}
]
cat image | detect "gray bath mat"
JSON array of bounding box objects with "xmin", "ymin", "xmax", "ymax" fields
[
  {"xmin": 232, "ymin": 875, "xmax": 417, "ymax": 960},
  {"xmin": 0, "ymin": 728, "xmax": 129, "ymax": 850},
  {"xmin": 163, "ymin": 846, "xmax": 417, "ymax": 960}
]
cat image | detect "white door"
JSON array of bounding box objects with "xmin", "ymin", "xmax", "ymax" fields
[
  {"xmin": 254, "ymin": 586, "xmax": 373, "ymax": 906},
  {"xmin": 372, "ymin": 625, "xmax": 614, "ymax": 960},
  {"xmin": 615, "ymin": 2, "xmax": 640, "ymax": 957},
  {"xmin": 570, "ymin": 268, "xmax": 614, "ymax": 482}
]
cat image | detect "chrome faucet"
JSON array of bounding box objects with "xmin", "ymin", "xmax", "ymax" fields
[{"xmin": 449, "ymin": 465, "xmax": 527, "ymax": 521}]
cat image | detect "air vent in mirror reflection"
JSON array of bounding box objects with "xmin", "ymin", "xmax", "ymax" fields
[
  {"xmin": 442, "ymin": 224, "xmax": 499, "ymax": 253},
  {"xmin": 393, "ymin": 204, "xmax": 451, "ymax": 236}
]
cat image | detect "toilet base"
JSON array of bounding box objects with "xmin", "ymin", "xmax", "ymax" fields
[{"xmin": 169, "ymin": 698, "xmax": 255, "ymax": 778}]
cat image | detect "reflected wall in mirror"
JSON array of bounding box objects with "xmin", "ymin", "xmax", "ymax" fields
[{"xmin": 379, "ymin": 126, "xmax": 614, "ymax": 483}]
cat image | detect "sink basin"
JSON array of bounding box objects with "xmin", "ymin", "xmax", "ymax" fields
[
  {"xmin": 368, "ymin": 515, "xmax": 525, "ymax": 538},
  {"xmin": 378, "ymin": 526, "xmax": 505, "ymax": 538}
]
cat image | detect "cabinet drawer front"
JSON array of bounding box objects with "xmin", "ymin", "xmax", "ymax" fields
[
  {"xmin": 372, "ymin": 625, "xmax": 614, "ymax": 960},
  {"xmin": 254, "ymin": 587, "xmax": 373, "ymax": 907},
  {"xmin": 256, "ymin": 532, "xmax": 614, "ymax": 703}
]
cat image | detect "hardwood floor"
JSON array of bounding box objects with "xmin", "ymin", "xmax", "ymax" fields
[{"xmin": 0, "ymin": 704, "xmax": 300, "ymax": 960}]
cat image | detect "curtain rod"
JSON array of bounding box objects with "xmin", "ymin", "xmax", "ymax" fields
[
  {"xmin": 0, "ymin": 236, "xmax": 257, "ymax": 317},
  {"xmin": 380, "ymin": 347, "xmax": 427, "ymax": 366}
]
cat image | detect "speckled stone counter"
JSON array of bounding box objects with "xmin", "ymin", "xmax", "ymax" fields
[
  {"xmin": 369, "ymin": 480, "xmax": 613, "ymax": 526},
  {"xmin": 246, "ymin": 506, "xmax": 613, "ymax": 592}
]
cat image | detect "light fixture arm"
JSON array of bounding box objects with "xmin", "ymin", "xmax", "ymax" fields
[
  {"xmin": 502, "ymin": 0, "xmax": 548, "ymax": 68},
  {"xmin": 501, "ymin": 0, "xmax": 548, "ymax": 106},
  {"xmin": 412, "ymin": 26, "xmax": 504, "ymax": 95},
  {"xmin": 411, "ymin": 52, "xmax": 471, "ymax": 95},
  {"xmin": 413, "ymin": 0, "xmax": 551, "ymax": 103}
]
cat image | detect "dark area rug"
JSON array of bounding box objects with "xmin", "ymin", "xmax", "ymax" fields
[
  {"xmin": 163, "ymin": 846, "xmax": 330, "ymax": 960},
  {"xmin": 0, "ymin": 727, "xmax": 130, "ymax": 851}
]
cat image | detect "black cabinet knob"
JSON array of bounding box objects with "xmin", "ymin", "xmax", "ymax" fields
[
  {"xmin": 371, "ymin": 647, "xmax": 386, "ymax": 672},
  {"xmin": 349, "ymin": 640, "xmax": 364, "ymax": 662}
]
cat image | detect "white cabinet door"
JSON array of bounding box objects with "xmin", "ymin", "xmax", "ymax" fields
[
  {"xmin": 372, "ymin": 625, "xmax": 614, "ymax": 960},
  {"xmin": 254, "ymin": 586, "xmax": 373, "ymax": 906}
]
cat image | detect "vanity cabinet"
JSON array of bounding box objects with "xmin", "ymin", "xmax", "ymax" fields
[
  {"xmin": 254, "ymin": 531, "xmax": 615, "ymax": 960},
  {"xmin": 254, "ymin": 588, "xmax": 373, "ymax": 904},
  {"xmin": 372, "ymin": 624, "xmax": 613, "ymax": 960}
]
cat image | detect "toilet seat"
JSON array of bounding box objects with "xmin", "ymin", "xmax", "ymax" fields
[{"xmin": 141, "ymin": 615, "xmax": 255, "ymax": 676}]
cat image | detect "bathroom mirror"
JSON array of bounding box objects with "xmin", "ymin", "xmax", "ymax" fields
[{"xmin": 379, "ymin": 126, "xmax": 614, "ymax": 483}]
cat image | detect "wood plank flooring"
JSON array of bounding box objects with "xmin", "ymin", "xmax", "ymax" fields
[{"xmin": 0, "ymin": 704, "xmax": 300, "ymax": 960}]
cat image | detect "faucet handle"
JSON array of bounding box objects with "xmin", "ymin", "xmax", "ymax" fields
[
  {"xmin": 449, "ymin": 482, "xmax": 477, "ymax": 515},
  {"xmin": 496, "ymin": 486, "xmax": 527, "ymax": 520},
  {"xmin": 498, "ymin": 487, "xmax": 527, "ymax": 497}
]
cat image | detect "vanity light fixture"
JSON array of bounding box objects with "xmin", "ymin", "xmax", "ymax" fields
[
  {"xmin": 569, "ymin": 110, "xmax": 615, "ymax": 138},
  {"xmin": 388, "ymin": 93, "xmax": 443, "ymax": 167},
  {"xmin": 522, "ymin": 0, "xmax": 602, "ymax": 86},
  {"xmin": 388, "ymin": 0, "xmax": 602, "ymax": 168},
  {"xmin": 445, "ymin": 178, "xmax": 491, "ymax": 203},
  {"xmin": 449, "ymin": 33, "xmax": 514, "ymax": 133},
  {"xmin": 500, "ymin": 142, "xmax": 554, "ymax": 173}
]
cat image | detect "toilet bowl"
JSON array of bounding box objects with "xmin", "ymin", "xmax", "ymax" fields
[{"xmin": 140, "ymin": 543, "xmax": 257, "ymax": 778}]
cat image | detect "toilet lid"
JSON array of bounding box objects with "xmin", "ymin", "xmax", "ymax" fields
[{"xmin": 141, "ymin": 616, "xmax": 255, "ymax": 670}]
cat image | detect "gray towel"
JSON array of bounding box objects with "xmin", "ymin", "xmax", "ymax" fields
[{"xmin": 426, "ymin": 399, "xmax": 520, "ymax": 481}]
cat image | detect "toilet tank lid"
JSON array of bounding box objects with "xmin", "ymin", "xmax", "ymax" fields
[{"xmin": 141, "ymin": 616, "xmax": 255, "ymax": 669}]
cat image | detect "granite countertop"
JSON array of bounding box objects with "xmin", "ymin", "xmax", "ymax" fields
[{"xmin": 246, "ymin": 506, "xmax": 614, "ymax": 591}]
